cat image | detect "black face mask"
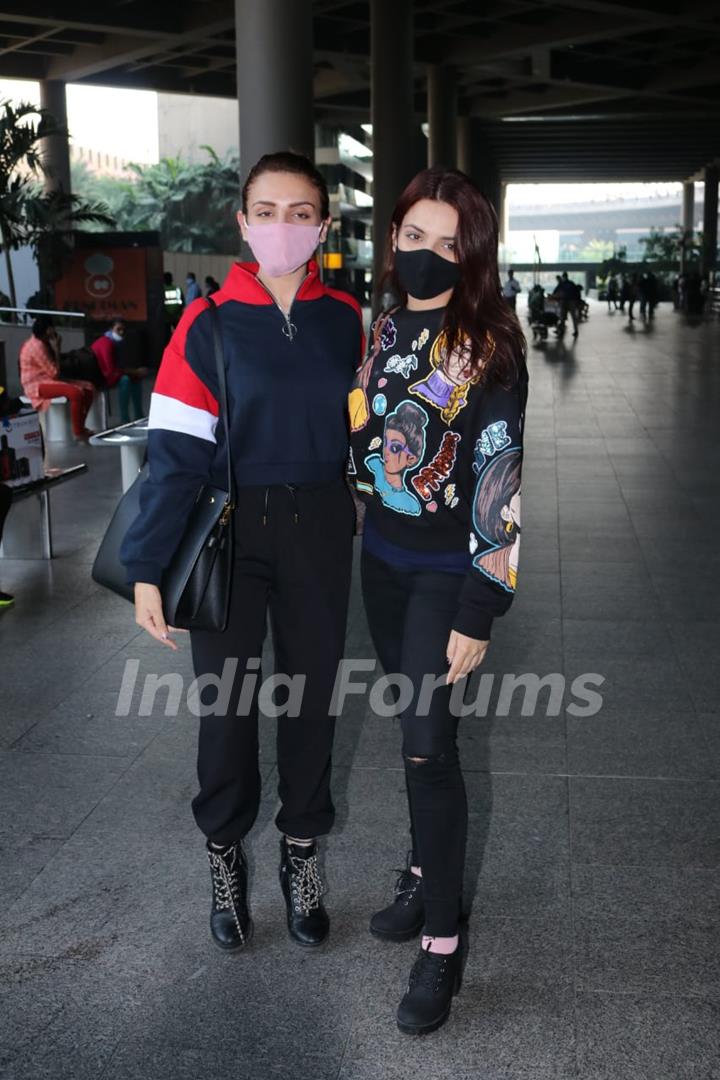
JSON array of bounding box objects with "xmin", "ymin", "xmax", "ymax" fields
[{"xmin": 394, "ymin": 247, "xmax": 460, "ymax": 301}]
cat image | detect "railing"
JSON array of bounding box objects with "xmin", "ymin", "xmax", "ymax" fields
[{"xmin": 0, "ymin": 307, "xmax": 86, "ymax": 324}]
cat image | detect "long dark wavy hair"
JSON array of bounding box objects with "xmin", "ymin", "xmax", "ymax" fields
[{"xmin": 380, "ymin": 167, "xmax": 526, "ymax": 386}]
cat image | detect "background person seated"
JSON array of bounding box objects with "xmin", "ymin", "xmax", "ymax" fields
[
  {"xmin": 19, "ymin": 317, "xmax": 96, "ymax": 442},
  {"xmin": 90, "ymin": 318, "xmax": 149, "ymax": 424}
]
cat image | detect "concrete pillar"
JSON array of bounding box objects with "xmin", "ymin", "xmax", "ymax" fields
[
  {"xmin": 477, "ymin": 163, "xmax": 502, "ymax": 224},
  {"xmin": 456, "ymin": 115, "xmax": 472, "ymax": 175},
  {"xmin": 681, "ymin": 180, "xmax": 695, "ymax": 273},
  {"xmin": 410, "ymin": 124, "xmax": 428, "ymax": 180},
  {"xmin": 235, "ymin": 0, "xmax": 314, "ymax": 173},
  {"xmin": 456, "ymin": 117, "xmax": 503, "ymax": 219},
  {"xmin": 370, "ymin": 0, "xmax": 414, "ymax": 287},
  {"xmin": 682, "ymin": 181, "xmax": 695, "ymax": 233},
  {"xmin": 427, "ymin": 64, "xmax": 457, "ymax": 168},
  {"xmin": 39, "ymin": 80, "xmax": 71, "ymax": 194},
  {"xmin": 702, "ymin": 164, "xmax": 718, "ymax": 278}
]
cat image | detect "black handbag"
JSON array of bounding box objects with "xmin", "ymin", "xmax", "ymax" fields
[{"xmin": 91, "ymin": 297, "xmax": 236, "ymax": 632}]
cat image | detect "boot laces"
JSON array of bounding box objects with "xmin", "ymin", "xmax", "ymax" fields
[
  {"xmin": 289, "ymin": 852, "xmax": 325, "ymax": 916},
  {"xmin": 209, "ymin": 846, "xmax": 246, "ymax": 942},
  {"xmin": 394, "ymin": 867, "xmax": 421, "ymax": 904},
  {"xmin": 409, "ymin": 947, "xmax": 448, "ymax": 993}
]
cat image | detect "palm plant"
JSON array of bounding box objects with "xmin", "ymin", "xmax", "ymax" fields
[
  {"xmin": 24, "ymin": 187, "xmax": 115, "ymax": 291},
  {"xmin": 0, "ymin": 98, "xmax": 115, "ymax": 313},
  {"xmin": 114, "ymin": 148, "xmax": 241, "ymax": 253},
  {"xmin": 71, "ymin": 147, "xmax": 242, "ymax": 254},
  {"xmin": 70, "ymin": 158, "xmax": 135, "ymax": 221},
  {"xmin": 640, "ymin": 225, "xmax": 703, "ymax": 269},
  {"xmin": 0, "ymin": 99, "xmax": 61, "ymax": 308}
]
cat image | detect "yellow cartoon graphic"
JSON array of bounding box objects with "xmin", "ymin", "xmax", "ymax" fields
[{"xmin": 409, "ymin": 329, "xmax": 495, "ymax": 424}]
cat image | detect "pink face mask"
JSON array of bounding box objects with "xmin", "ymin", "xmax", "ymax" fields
[{"xmin": 244, "ymin": 219, "xmax": 322, "ymax": 278}]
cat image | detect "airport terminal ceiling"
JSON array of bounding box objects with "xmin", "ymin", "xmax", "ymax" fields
[{"xmin": 0, "ymin": 0, "xmax": 718, "ymax": 181}]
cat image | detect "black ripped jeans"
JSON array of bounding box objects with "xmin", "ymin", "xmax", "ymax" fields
[{"xmin": 361, "ymin": 549, "xmax": 468, "ymax": 937}]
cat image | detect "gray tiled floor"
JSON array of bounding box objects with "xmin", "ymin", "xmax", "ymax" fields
[{"xmin": 1, "ymin": 301, "xmax": 719, "ymax": 1079}]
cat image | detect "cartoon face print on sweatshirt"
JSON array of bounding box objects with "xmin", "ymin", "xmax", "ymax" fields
[
  {"xmin": 363, "ymin": 399, "xmax": 429, "ymax": 517},
  {"xmin": 470, "ymin": 439, "xmax": 522, "ymax": 593},
  {"xmin": 409, "ymin": 329, "xmax": 495, "ymax": 424}
]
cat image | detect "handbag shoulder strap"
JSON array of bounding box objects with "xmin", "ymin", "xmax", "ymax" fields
[{"xmin": 205, "ymin": 296, "xmax": 235, "ymax": 506}]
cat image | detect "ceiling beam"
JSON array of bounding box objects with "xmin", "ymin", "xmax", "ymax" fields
[
  {"xmin": 0, "ymin": 9, "xmax": 175, "ymax": 40},
  {"xmin": 556, "ymin": 0, "xmax": 720, "ymax": 34},
  {"xmin": 46, "ymin": 11, "xmax": 235, "ymax": 81},
  {"xmin": 436, "ymin": 11, "xmax": 658, "ymax": 66},
  {"xmin": 644, "ymin": 59, "xmax": 720, "ymax": 93},
  {"xmin": 469, "ymin": 85, "xmax": 629, "ymax": 117},
  {"xmin": 425, "ymin": 0, "xmax": 720, "ymax": 69}
]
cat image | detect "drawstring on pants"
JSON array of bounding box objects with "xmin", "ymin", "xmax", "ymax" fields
[
  {"xmin": 262, "ymin": 484, "xmax": 300, "ymax": 526},
  {"xmin": 286, "ymin": 484, "xmax": 300, "ymax": 525}
]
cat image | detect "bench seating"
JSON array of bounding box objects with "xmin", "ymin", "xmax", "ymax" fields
[
  {"xmin": 0, "ymin": 464, "xmax": 88, "ymax": 559},
  {"xmin": 19, "ymin": 393, "xmax": 109, "ymax": 442}
]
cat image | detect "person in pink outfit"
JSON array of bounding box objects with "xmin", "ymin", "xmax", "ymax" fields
[{"xmin": 19, "ymin": 317, "xmax": 96, "ymax": 441}]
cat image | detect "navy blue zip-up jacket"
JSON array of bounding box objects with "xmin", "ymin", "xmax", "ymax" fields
[{"xmin": 120, "ymin": 260, "xmax": 364, "ymax": 586}]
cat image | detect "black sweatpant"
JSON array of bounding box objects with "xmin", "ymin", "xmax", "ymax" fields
[
  {"xmin": 361, "ymin": 549, "xmax": 468, "ymax": 937},
  {"xmin": 190, "ymin": 479, "xmax": 355, "ymax": 846}
]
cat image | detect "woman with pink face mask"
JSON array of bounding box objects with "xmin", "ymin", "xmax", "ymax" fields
[{"xmin": 120, "ymin": 152, "xmax": 364, "ymax": 952}]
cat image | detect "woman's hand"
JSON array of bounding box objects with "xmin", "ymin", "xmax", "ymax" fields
[
  {"xmin": 446, "ymin": 630, "xmax": 489, "ymax": 685},
  {"xmin": 134, "ymin": 582, "xmax": 186, "ymax": 649}
]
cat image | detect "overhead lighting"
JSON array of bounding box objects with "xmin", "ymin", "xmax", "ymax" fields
[{"xmin": 502, "ymin": 114, "xmax": 615, "ymax": 123}]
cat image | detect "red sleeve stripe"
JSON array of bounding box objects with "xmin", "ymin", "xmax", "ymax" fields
[
  {"xmin": 153, "ymin": 316, "xmax": 219, "ymax": 417},
  {"xmin": 148, "ymin": 392, "xmax": 218, "ymax": 443}
]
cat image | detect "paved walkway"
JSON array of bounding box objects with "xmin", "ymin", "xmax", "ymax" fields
[{"xmin": 1, "ymin": 302, "xmax": 719, "ymax": 1079}]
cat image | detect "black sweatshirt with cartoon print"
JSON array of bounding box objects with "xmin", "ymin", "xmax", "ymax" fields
[{"xmin": 349, "ymin": 305, "xmax": 528, "ymax": 641}]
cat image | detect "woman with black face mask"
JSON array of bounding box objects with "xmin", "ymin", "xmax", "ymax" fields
[{"xmin": 349, "ymin": 168, "xmax": 528, "ymax": 1035}]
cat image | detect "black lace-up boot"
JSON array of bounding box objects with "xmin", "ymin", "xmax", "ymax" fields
[
  {"xmin": 370, "ymin": 855, "xmax": 425, "ymax": 942},
  {"xmin": 206, "ymin": 841, "xmax": 252, "ymax": 951},
  {"xmin": 396, "ymin": 942, "xmax": 463, "ymax": 1036},
  {"xmin": 279, "ymin": 837, "xmax": 329, "ymax": 947}
]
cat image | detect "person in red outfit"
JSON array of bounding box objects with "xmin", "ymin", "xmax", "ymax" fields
[
  {"xmin": 90, "ymin": 319, "xmax": 148, "ymax": 423},
  {"xmin": 19, "ymin": 318, "xmax": 96, "ymax": 441}
]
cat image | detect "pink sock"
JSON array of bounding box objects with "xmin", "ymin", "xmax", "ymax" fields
[
  {"xmin": 411, "ymin": 865, "xmax": 422, "ymax": 877},
  {"xmin": 423, "ymin": 934, "xmax": 459, "ymax": 955}
]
